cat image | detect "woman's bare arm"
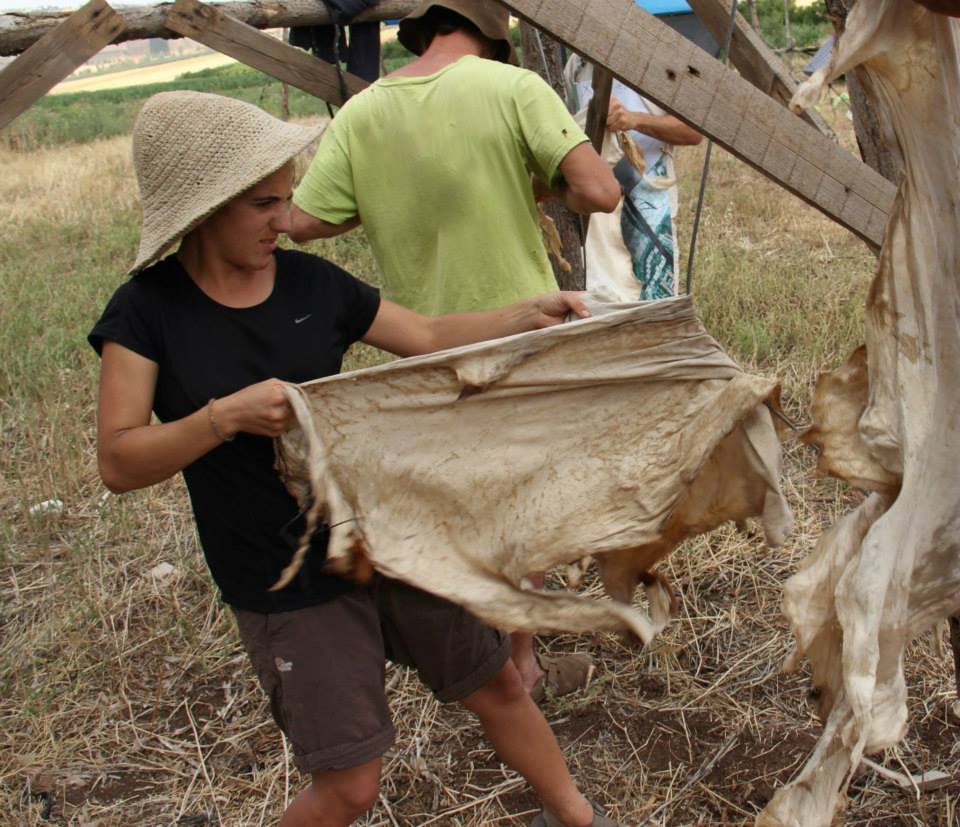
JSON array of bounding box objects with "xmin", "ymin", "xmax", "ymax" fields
[
  {"xmin": 361, "ymin": 292, "xmax": 590, "ymax": 358},
  {"xmin": 288, "ymin": 205, "xmax": 361, "ymax": 243},
  {"xmin": 97, "ymin": 342, "xmax": 293, "ymax": 493}
]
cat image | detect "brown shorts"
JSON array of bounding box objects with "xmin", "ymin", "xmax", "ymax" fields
[{"xmin": 232, "ymin": 575, "xmax": 510, "ymax": 773}]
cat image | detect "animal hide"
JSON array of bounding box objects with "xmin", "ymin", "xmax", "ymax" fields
[
  {"xmin": 758, "ymin": 4, "xmax": 960, "ymax": 826},
  {"xmin": 276, "ymin": 296, "xmax": 792, "ymax": 643}
]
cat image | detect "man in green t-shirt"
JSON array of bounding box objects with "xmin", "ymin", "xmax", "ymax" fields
[
  {"xmin": 290, "ymin": 6, "xmax": 621, "ymax": 823},
  {"xmin": 290, "ymin": 1, "xmax": 617, "ymax": 314}
]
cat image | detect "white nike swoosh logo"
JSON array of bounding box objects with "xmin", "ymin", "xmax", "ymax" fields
[{"xmin": 294, "ymin": 314, "xmax": 312, "ymax": 324}]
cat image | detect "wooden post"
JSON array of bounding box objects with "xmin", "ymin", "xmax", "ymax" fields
[
  {"xmin": 579, "ymin": 64, "xmax": 614, "ymax": 242},
  {"xmin": 166, "ymin": 0, "xmax": 367, "ymax": 105},
  {"xmin": 823, "ymin": 0, "xmax": 902, "ymax": 185},
  {"xmin": 951, "ymin": 616, "xmax": 960, "ymax": 701},
  {"xmin": 686, "ymin": 0, "xmax": 836, "ymax": 140},
  {"xmin": 280, "ymin": 80, "xmax": 290, "ymax": 120},
  {"xmin": 584, "ymin": 66, "xmax": 613, "ymax": 154},
  {"xmin": 519, "ymin": 21, "xmax": 586, "ymax": 290},
  {"xmin": 519, "ymin": 20, "xmax": 566, "ymax": 97},
  {"xmin": 280, "ymin": 28, "xmax": 290, "ymax": 121},
  {"xmin": 0, "ymin": 0, "xmax": 124, "ymax": 130},
  {"xmin": 782, "ymin": 0, "xmax": 793, "ymax": 55},
  {"xmin": 495, "ymin": 0, "xmax": 895, "ymax": 248}
]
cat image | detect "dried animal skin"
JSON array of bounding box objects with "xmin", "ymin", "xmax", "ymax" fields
[
  {"xmin": 537, "ymin": 206, "xmax": 572, "ymax": 273},
  {"xmin": 616, "ymin": 130, "xmax": 646, "ymax": 174},
  {"xmin": 759, "ymin": 4, "xmax": 960, "ymax": 826},
  {"xmin": 597, "ymin": 400, "xmax": 790, "ymax": 606},
  {"xmin": 800, "ymin": 346, "xmax": 899, "ymax": 494},
  {"xmin": 276, "ymin": 296, "xmax": 792, "ymax": 642}
]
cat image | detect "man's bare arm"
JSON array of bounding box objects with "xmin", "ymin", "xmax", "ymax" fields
[
  {"xmin": 607, "ymin": 97, "xmax": 703, "ymax": 146},
  {"xmin": 288, "ymin": 204, "xmax": 361, "ymax": 243},
  {"xmin": 546, "ymin": 142, "xmax": 621, "ymax": 214}
]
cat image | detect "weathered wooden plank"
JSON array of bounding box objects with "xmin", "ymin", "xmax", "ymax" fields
[
  {"xmin": 497, "ymin": 0, "xmax": 896, "ymax": 247},
  {"xmin": 581, "ymin": 64, "xmax": 613, "ymax": 239},
  {"xmin": 686, "ymin": 0, "xmax": 836, "ymax": 140},
  {"xmin": 0, "ymin": 0, "xmax": 124, "ymax": 130},
  {"xmin": 0, "ymin": 0, "xmax": 418, "ymax": 57},
  {"xmin": 166, "ymin": 0, "xmax": 367, "ymax": 105},
  {"xmin": 585, "ymin": 65, "xmax": 613, "ymax": 154}
]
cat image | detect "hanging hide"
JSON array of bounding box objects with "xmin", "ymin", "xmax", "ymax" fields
[
  {"xmin": 759, "ymin": 4, "xmax": 960, "ymax": 826},
  {"xmin": 274, "ymin": 296, "xmax": 792, "ymax": 643}
]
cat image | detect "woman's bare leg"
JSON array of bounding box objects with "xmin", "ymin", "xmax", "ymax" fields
[
  {"xmin": 460, "ymin": 662, "xmax": 594, "ymax": 827},
  {"xmin": 279, "ymin": 757, "xmax": 381, "ymax": 827}
]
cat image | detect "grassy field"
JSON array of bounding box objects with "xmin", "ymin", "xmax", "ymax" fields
[
  {"xmin": 51, "ymin": 53, "xmax": 240, "ymax": 95},
  {"xmin": 2, "ymin": 64, "xmax": 340, "ymax": 151},
  {"xmin": 1, "ymin": 88, "xmax": 957, "ymax": 827}
]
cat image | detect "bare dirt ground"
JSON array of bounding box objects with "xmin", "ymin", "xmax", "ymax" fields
[{"xmin": 12, "ymin": 457, "xmax": 959, "ymax": 827}]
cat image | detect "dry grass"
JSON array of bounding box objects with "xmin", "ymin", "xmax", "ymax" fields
[{"xmin": 1, "ymin": 99, "xmax": 958, "ymax": 827}]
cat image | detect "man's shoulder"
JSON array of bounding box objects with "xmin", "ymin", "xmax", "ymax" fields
[
  {"xmin": 389, "ymin": 56, "xmax": 540, "ymax": 91},
  {"xmin": 455, "ymin": 56, "xmax": 541, "ymax": 88}
]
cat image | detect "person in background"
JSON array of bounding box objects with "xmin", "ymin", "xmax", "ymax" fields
[
  {"xmin": 289, "ymin": 0, "xmax": 382, "ymax": 84},
  {"xmin": 565, "ymin": 53, "xmax": 702, "ymax": 300},
  {"xmin": 90, "ymin": 90, "xmax": 626, "ymax": 827},
  {"xmin": 288, "ymin": 0, "xmax": 620, "ymax": 703}
]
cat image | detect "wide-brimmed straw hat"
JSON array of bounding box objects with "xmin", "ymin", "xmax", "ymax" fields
[
  {"xmin": 130, "ymin": 90, "xmax": 324, "ymax": 274},
  {"xmin": 398, "ymin": 0, "xmax": 518, "ymax": 65}
]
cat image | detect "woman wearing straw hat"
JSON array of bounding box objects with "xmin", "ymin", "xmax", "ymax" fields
[{"xmin": 88, "ymin": 91, "xmax": 622, "ymax": 827}]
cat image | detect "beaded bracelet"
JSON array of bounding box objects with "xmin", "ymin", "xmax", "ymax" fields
[{"xmin": 207, "ymin": 398, "xmax": 235, "ymax": 442}]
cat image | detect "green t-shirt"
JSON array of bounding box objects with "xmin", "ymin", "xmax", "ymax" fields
[{"xmin": 294, "ymin": 55, "xmax": 588, "ymax": 315}]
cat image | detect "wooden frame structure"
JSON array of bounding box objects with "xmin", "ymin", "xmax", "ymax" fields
[
  {"xmin": 0, "ymin": 0, "xmax": 895, "ymax": 249},
  {"xmin": 0, "ymin": 0, "xmax": 124, "ymax": 130},
  {"xmin": 497, "ymin": 0, "xmax": 894, "ymax": 247},
  {"xmin": 0, "ymin": 0, "xmax": 419, "ymax": 55},
  {"xmin": 686, "ymin": 0, "xmax": 836, "ymax": 139},
  {"xmin": 166, "ymin": 0, "xmax": 367, "ymax": 104}
]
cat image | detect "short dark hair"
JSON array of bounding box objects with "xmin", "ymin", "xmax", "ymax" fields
[{"xmin": 417, "ymin": 6, "xmax": 487, "ymax": 51}]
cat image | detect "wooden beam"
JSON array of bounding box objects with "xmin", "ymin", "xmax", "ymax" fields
[
  {"xmin": 496, "ymin": 0, "xmax": 895, "ymax": 248},
  {"xmin": 686, "ymin": 0, "xmax": 836, "ymax": 141},
  {"xmin": 585, "ymin": 65, "xmax": 613, "ymax": 154},
  {"xmin": 166, "ymin": 0, "xmax": 367, "ymax": 106},
  {"xmin": 580, "ymin": 64, "xmax": 613, "ymax": 241},
  {"xmin": 0, "ymin": 0, "xmax": 418, "ymax": 57},
  {"xmin": 0, "ymin": 0, "xmax": 124, "ymax": 130}
]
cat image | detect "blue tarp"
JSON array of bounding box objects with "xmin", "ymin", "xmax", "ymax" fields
[
  {"xmin": 635, "ymin": 0, "xmax": 693, "ymax": 15},
  {"xmin": 635, "ymin": 2, "xmax": 717, "ymax": 55},
  {"xmin": 804, "ymin": 36, "xmax": 835, "ymax": 75}
]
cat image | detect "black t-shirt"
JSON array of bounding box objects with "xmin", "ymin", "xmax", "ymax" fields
[{"xmin": 89, "ymin": 249, "xmax": 381, "ymax": 613}]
